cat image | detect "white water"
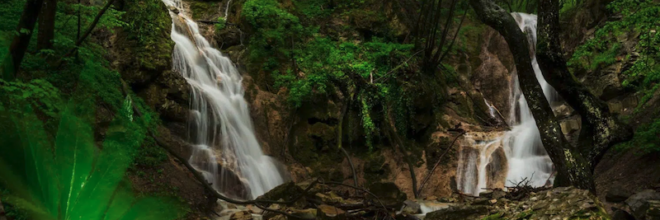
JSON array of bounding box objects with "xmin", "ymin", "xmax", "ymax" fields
[
  {"xmin": 458, "ymin": 13, "xmax": 555, "ymax": 196},
  {"xmin": 503, "ymin": 13, "xmax": 554, "ymax": 187},
  {"xmin": 162, "ymin": 0, "xmax": 286, "ymax": 199},
  {"xmin": 457, "ymin": 134, "xmax": 503, "ymax": 195}
]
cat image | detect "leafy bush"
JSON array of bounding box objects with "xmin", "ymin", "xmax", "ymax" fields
[
  {"xmin": 243, "ymin": 0, "xmax": 305, "ymax": 63},
  {"xmin": 616, "ymin": 118, "xmax": 660, "ymax": 153},
  {"xmin": 569, "ymin": 0, "xmax": 660, "ymax": 106},
  {"xmin": 215, "ymin": 17, "xmax": 227, "ymax": 30}
]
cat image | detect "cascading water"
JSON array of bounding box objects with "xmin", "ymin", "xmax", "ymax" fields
[
  {"xmin": 458, "ymin": 13, "xmax": 556, "ymax": 195},
  {"xmin": 504, "ymin": 13, "xmax": 555, "ymax": 187},
  {"xmin": 161, "ymin": 0, "xmax": 286, "ymax": 199}
]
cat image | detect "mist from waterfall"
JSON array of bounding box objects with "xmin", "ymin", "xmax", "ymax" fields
[{"xmin": 161, "ymin": 0, "xmax": 286, "ymax": 199}]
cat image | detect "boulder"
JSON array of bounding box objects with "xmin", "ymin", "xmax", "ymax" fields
[
  {"xmin": 637, "ymin": 200, "xmax": 660, "ymax": 220},
  {"xmin": 425, "ymin": 205, "xmax": 489, "ymax": 220},
  {"xmin": 607, "ymin": 186, "xmax": 634, "ymax": 203},
  {"xmin": 626, "ymin": 189, "xmax": 660, "ymax": 219},
  {"xmin": 367, "ymin": 182, "xmax": 407, "ymax": 208}
]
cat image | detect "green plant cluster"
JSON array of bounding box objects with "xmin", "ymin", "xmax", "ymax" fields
[
  {"xmin": 569, "ymin": 0, "xmax": 660, "ymax": 106},
  {"xmin": 0, "ymin": 101, "xmax": 184, "ymax": 220},
  {"xmin": 215, "ymin": 17, "xmax": 227, "ymax": 31},
  {"xmin": 242, "ymin": 0, "xmax": 433, "ymax": 149},
  {"xmin": 0, "ymin": 0, "xmax": 180, "ymax": 217},
  {"xmin": 617, "ymin": 118, "xmax": 660, "ymax": 153}
]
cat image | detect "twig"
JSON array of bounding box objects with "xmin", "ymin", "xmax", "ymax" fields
[{"xmin": 416, "ymin": 131, "xmax": 466, "ymax": 195}]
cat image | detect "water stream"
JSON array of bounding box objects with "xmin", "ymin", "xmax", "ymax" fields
[
  {"xmin": 458, "ymin": 13, "xmax": 556, "ymax": 195},
  {"xmin": 162, "ymin": 0, "xmax": 286, "ymax": 199}
]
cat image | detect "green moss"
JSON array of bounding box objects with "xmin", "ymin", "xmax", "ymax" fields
[
  {"xmin": 189, "ymin": 1, "xmax": 219, "ymax": 20},
  {"xmin": 122, "ymin": 0, "xmax": 174, "ymax": 71}
]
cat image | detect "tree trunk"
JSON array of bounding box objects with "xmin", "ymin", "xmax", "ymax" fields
[
  {"xmin": 9, "ymin": 0, "xmax": 44, "ymax": 76},
  {"xmin": 535, "ymin": 0, "xmax": 632, "ymax": 169},
  {"xmin": 37, "ymin": 0, "xmax": 57, "ymax": 50},
  {"xmin": 468, "ymin": 0, "xmax": 594, "ymax": 190}
]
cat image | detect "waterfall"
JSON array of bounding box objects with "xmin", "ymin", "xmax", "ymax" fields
[
  {"xmin": 504, "ymin": 13, "xmax": 554, "ymax": 187},
  {"xmin": 161, "ymin": 0, "xmax": 286, "ymax": 199},
  {"xmin": 458, "ymin": 13, "xmax": 555, "ymax": 196}
]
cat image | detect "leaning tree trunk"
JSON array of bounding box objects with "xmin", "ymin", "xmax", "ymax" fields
[
  {"xmin": 468, "ymin": 0, "xmax": 594, "ymax": 190},
  {"xmin": 535, "ymin": 0, "xmax": 632, "ymax": 170},
  {"xmin": 9, "ymin": 0, "xmax": 44, "ymax": 76}
]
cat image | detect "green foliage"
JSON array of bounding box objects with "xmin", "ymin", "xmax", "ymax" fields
[
  {"xmin": 616, "ymin": 118, "xmax": 660, "ymax": 153},
  {"xmin": 0, "ymin": 100, "xmax": 184, "ymax": 220},
  {"xmin": 121, "ymin": 0, "xmax": 173, "ymax": 70},
  {"xmin": 243, "ymin": 0, "xmax": 305, "ymax": 63},
  {"xmin": 569, "ymin": 0, "xmax": 660, "ymax": 106},
  {"xmin": 215, "ymin": 17, "xmax": 227, "ymax": 30},
  {"xmin": 0, "ymin": 79, "xmax": 63, "ymax": 117}
]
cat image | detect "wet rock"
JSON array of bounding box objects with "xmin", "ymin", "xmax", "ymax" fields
[
  {"xmin": 229, "ymin": 211, "xmax": 253, "ymax": 220},
  {"xmin": 636, "ymin": 200, "xmax": 660, "ymax": 220},
  {"xmin": 607, "ymin": 186, "xmax": 634, "ymax": 203},
  {"xmin": 626, "ymin": 189, "xmax": 660, "ymax": 218},
  {"xmin": 367, "ymin": 182, "xmax": 407, "ymax": 208},
  {"xmin": 425, "ymin": 205, "xmax": 489, "ymax": 220},
  {"xmin": 402, "ymin": 200, "xmax": 421, "ymax": 214}
]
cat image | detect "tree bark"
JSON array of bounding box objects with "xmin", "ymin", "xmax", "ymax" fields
[
  {"xmin": 9, "ymin": 0, "xmax": 44, "ymax": 76},
  {"xmin": 37, "ymin": 0, "xmax": 57, "ymax": 50},
  {"xmin": 469, "ymin": 0, "xmax": 594, "ymax": 190},
  {"xmin": 535, "ymin": 0, "xmax": 632, "ymax": 169}
]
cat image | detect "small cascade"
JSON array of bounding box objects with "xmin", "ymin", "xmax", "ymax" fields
[
  {"xmin": 161, "ymin": 0, "xmax": 287, "ymax": 199},
  {"xmin": 457, "ymin": 13, "xmax": 556, "ymax": 196},
  {"xmin": 457, "ymin": 132, "xmax": 507, "ymax": 196}
]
